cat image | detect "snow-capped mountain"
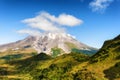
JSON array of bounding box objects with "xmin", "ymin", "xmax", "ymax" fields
[{"xmin": 0, "ymin": 32, "xmax": 97, "ymax": 55}]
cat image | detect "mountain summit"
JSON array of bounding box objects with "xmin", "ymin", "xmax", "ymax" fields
[{"xmin": 0, "ymin": 32, "xmax": 96, "ymax": 55}]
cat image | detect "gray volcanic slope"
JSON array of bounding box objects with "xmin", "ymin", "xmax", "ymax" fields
[{"xmin": 0, "ymin": 33, "xmax": 97, "ymax": 55}]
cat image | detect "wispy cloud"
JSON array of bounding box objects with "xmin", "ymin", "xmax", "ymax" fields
[
  {"xmin": 18, "ymin": 29, "xmax": 41, "ymax": 36},
  {"xmin": 89, "ymin": 0, "xmax": 114, "ymax": 12},
  {"xmin": 18, "ymin": 11, "xmax": 83, "ymax": 36}
]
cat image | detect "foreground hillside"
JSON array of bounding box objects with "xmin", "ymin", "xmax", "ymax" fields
[
  {"xmin": 0, "ymin": 52, "xmax": 89, "ymax": 80},
  {"xmin": 0, "ymin": 35, "xmax": 120, "ymax": 80}
]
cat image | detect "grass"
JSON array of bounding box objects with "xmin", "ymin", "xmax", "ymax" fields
[{"xmin": 0, "ymin": 34, "xmax": 119, "ymax": 80}]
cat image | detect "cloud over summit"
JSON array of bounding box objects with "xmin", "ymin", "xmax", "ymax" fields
[
  {"xmin": 19, "ymin": 11, "xmax": 83, "ymax": 36},
  {"xmin": 18, "ymin": 29, "xmax": 41, "ymax": 36}
]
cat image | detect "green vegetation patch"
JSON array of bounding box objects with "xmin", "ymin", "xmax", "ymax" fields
[
  {"xmin": 0, "ymin": 54, "xmax": 23, "ymax": 61},
  {"xmin": 51, "ymin": 47, "xmax": 64, "ymax": 57},
  {"xmin": 74, "ymin": 69, "xmax": 96, "ymax": 80}
]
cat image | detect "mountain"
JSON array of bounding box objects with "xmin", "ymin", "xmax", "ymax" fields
[
  {"xmin": 0, "ymin": 32, "xmax": 97, "ymax": 56},
  {"xmin": 0, "ymin": 36, "xmax": 35, "ymax": 52},
  {"xmin": 0, "ymin": 34, "xmax": 120, "ymax": 80}
]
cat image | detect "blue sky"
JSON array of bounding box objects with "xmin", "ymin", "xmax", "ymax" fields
[{"xmin": 0, "ymin": 0, "xmax": 120, "ymax": 48}]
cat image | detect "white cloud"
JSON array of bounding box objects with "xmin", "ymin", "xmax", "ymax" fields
[
  {"xmin": 18, "ymin": 29, "xmax": 41, "ymax": 36},
  {"xmin": 57, "ymin": 14, "xmax": 82, "ymax": 27},
  {"xmin": 22, "ymin": 14, "xmax": 61, "ymax": 32},
  {"xmin": 36, "ymin": 11, "xmax": 83, "ymax": 27},
  {"xmin": 89, "ymin": 0, "xmax": 114, "ymax": 12},
  {"xmin": 21, "ymin": 11, "xmax": 83, "ymax": 33}
]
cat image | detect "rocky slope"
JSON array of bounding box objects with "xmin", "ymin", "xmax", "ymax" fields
[
  {"xmin": 0, "ymin": 36, "xmax": 35, "ymax": 52},
  {"xmin": 0, "ymin": 32, "xmax": 97, "ymax": 55}
]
